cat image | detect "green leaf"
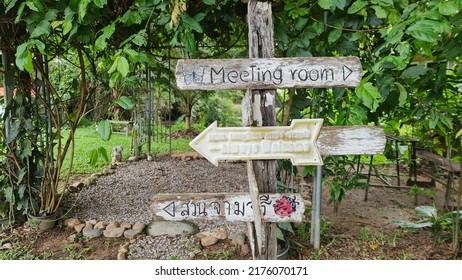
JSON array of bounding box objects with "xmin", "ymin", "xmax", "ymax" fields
[
  {"xmin": 15, "ymin": 2, "xmax": 26, "ymax": 23},
  {"xmin": 93, "ymin": 0, "xmax": 107, "ymax": 8},
  {"xmin": 6, "ymin": 0, "xmax": 20, "ymax": 13},
  {"xmin": 182, "ymin": 30, "xmax": 197, "ymax": 53},
  {"xmin": 438, "ymin": 2, "xmax": 458, "ymax": 16},
  {"xmin": 121, "ymin": 10, "xmax": 142, "ymax": 26},
  {"xmin": 355, "ymin": 82, "xmax": 382, "ymax": 112},
  {"xmin": 181, "ymin": 13, "xmax": 203, "ymax": 33},
  {"xmin": 395, "ymin": 82, "xmax": 407, "ymax": 107},
  {"xmin": 318, "ymin": 0, "xmax": 334, "ymax": 10},
  {"xmin": 95, "ymin": 24, "xmax": 115, "ymax": 51},
  {"xmin": 439, "ymin": 113, "xmax": 453, "ymax": 130},
  {"xmin": 15, "ymin": 42, "xmax": 31, "ymax": 72},
  {"xmin": 456, "ymin": 129, "xmax": 462, "ymax": 139},
  {"xmin": 347, "ymin": 0, "xmax": 367, "ymax": 14},
  {"xmin": 26, "ymin": 0, "xmax": 42, "ymax": 12},
  {"xmin": 116, "ymin": 96, "xmax": 134, "ymax": 110},
  {"xmin": 202, "ymin": 0, "xmax": 216, "ymax": 5},
  {"xmin": 373, "ymin": 5, "xmax": 387, "ymax": 18},
  {"xmin": 89, "ymin": 148, "xmax": 99, "ymax": 165},
  {"xmin": 328, "ymin": 29, "xmax": 342, "ymax": 44},
  {"xmin": 98, "ymin": 147, "xmax": 110, "ymax": 163},
  {"xmin": 109, "ymin": 72, "xmax": 121, "ymax": 88},
  {"xmin": 407, "ymin": 21, "xmax": 439, "ymax": 43},
  {"xmin": 97, "ymin": 120, "xmax": 112, "ymax": 142},
  {"xmin": 109, "ymin": 56, "xmax": 130, "ymax": 77},
  {"xmin": 415, "ymin": 206, "xmax": 436, "ymax": 218},
  {"xmin": 21, "ymin": 139, "xmax": 32, "ymax": 159},
  {"xmin": 371, "ymin": 0, "xmax": 393, "ymax": 6},
  {"xmin": 400, "ymin": 65, "xmax": 429, "ymax": 79},
  {"xmin": 347, "ymin": 105, "xmax": 368, "ymax": 125},
  {"xmin": 132, "ymin": 29, "xmax": 147, "ymax": 46},
  {"xmin": 332, "ymin": 0, "xmax": 346, "ymax": 10},
  {"xmin": 31, "ymin": 19, "xmax": 51, "ymax": 38},
  {"xmin": 78, "ymin": 0, "xmax": 91, "ymax": 22},
  {"xmin": 392, "ymin": 220, "xmax": 433, "ymax": 229},
  {"xmin": 5, "ymin": 186, "xmax": 15, "ymax": 204},
  {"xmin": 278, "ymin": 222, "xmax": 295, "ymax": 234}
]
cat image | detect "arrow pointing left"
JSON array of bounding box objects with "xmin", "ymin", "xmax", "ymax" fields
[{"xmin": 189, "ymin": 119, "xmax": 323, "ymax": 166}]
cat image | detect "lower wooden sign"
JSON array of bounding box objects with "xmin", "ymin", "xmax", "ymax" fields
[{"xmin": 151, "ymin": 193, "xmax": 305, "ymax": 223}]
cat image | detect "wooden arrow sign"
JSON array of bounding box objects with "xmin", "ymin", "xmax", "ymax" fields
[
  {"xmin": 176, "ymin": 57, "xmax": 362, "ymax": 90},
  {"xmin": 189, "ymin": 119, "xmax": 324, "ymax": 166},
  {"xmin": 151, "ymin": 193, "xmax": 305, "ymax": 223}
]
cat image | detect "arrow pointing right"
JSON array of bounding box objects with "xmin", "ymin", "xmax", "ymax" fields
[{"xmin": 343, "ymin": 64, "xmax": 353, "ymax": 81}]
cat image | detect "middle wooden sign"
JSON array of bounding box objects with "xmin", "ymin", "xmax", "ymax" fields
[
  {"xmin": 189, "ymin": 119, "xmax": 323, "ymax": 166},
  {"xmin": 176, "ymin": 57, "xmax": 362, "ymax": 90}
]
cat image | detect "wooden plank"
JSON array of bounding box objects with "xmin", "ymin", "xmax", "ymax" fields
[
  {"xmin": 317, "ymin": 126, "xmax": 386, "ymax": 156},
  {"xmin": 189, "ymin": 119, "xmax": 323, "ymax": 166},
  {"xmin": 416, "ymin": 150, "xmax": 460, "ymax": 173},
  {"xmin": 151, "ymin": 192, "xmax": 305, "ymax": 223},
  {"xmin": 176, "ymin": 57, "xmax": 362, "ymax": 91}
]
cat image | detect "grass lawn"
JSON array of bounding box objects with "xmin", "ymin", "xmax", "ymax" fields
[{"xmin": 60, "ymin": 126, "xmax": 193, "ymax": 175}]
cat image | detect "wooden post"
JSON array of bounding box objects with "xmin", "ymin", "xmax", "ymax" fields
[{"xmin": 243, "ymin": 0, "xmax": 278, "ymax": 260}]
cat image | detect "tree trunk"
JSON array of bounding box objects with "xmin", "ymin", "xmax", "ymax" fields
[{"xmin": 242, "ymin": 0, "xmax": 278, "ymax": 260}]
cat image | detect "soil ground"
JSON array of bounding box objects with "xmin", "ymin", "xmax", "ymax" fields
[{"xmin": 1, "ymin": 156, "xmax": 460, "ymax": 260}]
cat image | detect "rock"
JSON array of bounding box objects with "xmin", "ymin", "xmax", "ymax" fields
[
  {"xmin": 197, "ymin": 231, "xmax": 212, "ymax": 237},
  {"xmin": 91, "ymin": 173, "xmax": 102, "ymax": 178},
  {"xmin": 83, "ymin": 177, "xmax": 95, "ymax": 187},
  {"xmin": 94, "ymin": 221, "xmax": 106, "ymax": 229},
  {"xmin": 117, "ymin": 252, "xmax": 126, "ymax": 260},
  {"xmin": 88, "ymin": 219, "xmax": 98, "ymax": 225},
  {"xmin": 63, "ymin": 218, "xmax": 81, "ymax": 228},
  {"xmin": 102, "ymin": 168, "xmax": 116, "ymax": 175},
  {"xmin": 1, "ymin": 243, "xmax": 12, "ymax": 250},
  {"xmin": 83, "ymin": 222, "xmax": 93, "ymax": 231},
  {"xmin": 83, "ymin": 228, "xmax": 103, "ymax": 239},
  {"xmin": 201, "ymin": 236, "xmax": 219, "ymax": 247},
  {"xmin": 74, "ymin": 224, "xmax": 85, "ymax": 233},
  {"xmin": 69, "ymin": 182, "xmax": 84, "ymax": 192},
  {"xmin": 127, "ymin": 156, "xmax": 137, "ymax": 162},
  {"xmin": 241, "ymin": 244, "xmax": 251, "ymax": 255},
  {"xmin": 106, "ymin": 221, "xmax": 120, "ymax": 230},
  {"xmin": 132, "ymin": 222, "xmax": 145, "ymax": 232},
  {"xmin": 212, "ymin": 229, "xmax": 228, "ymax": 240},
  {"xmin": 120, "ymin": 221, "xmax": 132, "ymax": 229},
  {"xmin": 124, "ymin": 229, "xmax": 142, "ymax": 240},
  {"xmin": 146, "ymin": 221, "xmax": 199, "ymax": 237},
  {"xmin": 231, "ymin": 233, "xmax": 246, "ymax": 247},
  {"xmin": 104, "ymin": 227, "xmax": 125, "ymax": 238},
  {"xmin": 194, "ymin": 233, "xmax": 207, "ymax": 240}
]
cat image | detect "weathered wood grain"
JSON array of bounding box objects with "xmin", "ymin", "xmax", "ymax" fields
[
  {"xmin": 176, "ymin": 57, "xmax": 362, "ymax": 90},
  {"xmin": 317, "ymin": 126, "xmax": 386, "ymax": 156},
  {"xmin": 151, "ymin": 192, "xmax": 305, "ymax": 223}
]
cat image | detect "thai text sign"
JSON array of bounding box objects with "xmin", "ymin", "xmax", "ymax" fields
[
  {"xmin": 151, "ymin": 193, "xmax": 305, "ymax": 223},
  {"xmin": 189, "ymin": 119, "xmax": 323, "ymax": 166},
  {"xmin": 176, "ymin": 57, "xmax": 362, "ymax": 90}
]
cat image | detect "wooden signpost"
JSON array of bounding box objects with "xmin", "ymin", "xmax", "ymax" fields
[
  {"xmin": 152, "ymin": 0, "xmax": 386, "ymax": 260},
  {"xmin": 152, "ymin": 193, "xmax": 305, "ymax": 223},
  {"xmin": 176, "ymin": 57, "xmax": 362, "ymax": 90},
  {"xmin": 189, "ymin": 119, "xmax": 323, "ymax": 166}
]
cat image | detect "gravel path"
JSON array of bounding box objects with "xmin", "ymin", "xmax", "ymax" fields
[{"xmin": 63, "ymin": 156, "xmax": 250, "ymax": 259}]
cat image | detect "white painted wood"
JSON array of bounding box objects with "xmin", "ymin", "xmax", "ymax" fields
[
  {"xmin": 151, "ymin": 193, "xmax": 305, "ymax": 223},
  {"xmin": 317, "ymin": 126, "xmax": 386, "ymax": 156},
  {"xmin": 247, "ymin": 161, "xmax": 264, "ymax": 255},
  {"xmin": 189, "ymin": 119, "xmax": 324, "ymax": 166},
  {"xmin": 175, "ymin": 57, "xmax": 362, "ymax": 90}
]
